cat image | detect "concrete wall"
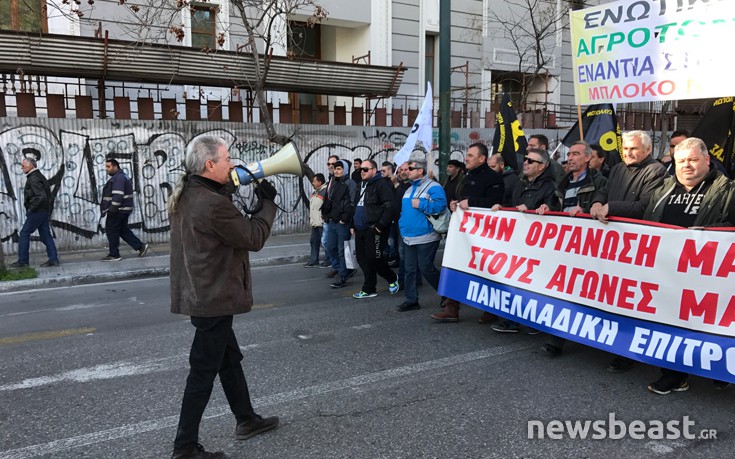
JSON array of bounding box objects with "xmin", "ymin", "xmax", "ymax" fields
[{"xmin": 1, "ymin": 118, "xmax": 553, "ymax": 256}]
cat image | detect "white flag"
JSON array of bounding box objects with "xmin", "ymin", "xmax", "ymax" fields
[{"xmin": 392, "ymin": 83, "xmax": 433, "ymax": 167}]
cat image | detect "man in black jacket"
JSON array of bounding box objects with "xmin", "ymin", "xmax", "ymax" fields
[
  {"xmin": 11, "ymin": 156, "xmax": 60, "ymax": 268},
  {"xmin": 323, "ymin": 160, "xmax": 357, "ymax": 288},
  {"xmin": 431, "ymin": 142, "xmax": 504, "ymax": 323},
  {"xmin": 590, "ymin": 130, "xmax": 667, "ymax": 372},
  {"xmin": 350, "ymin": 160, "xmax": 400, "ymax": 299},
  {"xmin": 488, "ymin": 153, "xmax": 519, "ymax": 207}
]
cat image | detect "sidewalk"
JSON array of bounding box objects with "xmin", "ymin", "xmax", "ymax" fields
[{"xmin": 0, "ymin": 233, "xmax": 311, "ymax": 294}]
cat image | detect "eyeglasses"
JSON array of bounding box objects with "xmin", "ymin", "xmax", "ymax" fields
[
  {"xmin": 407, "ymin": 166, "xmax": 421, "ymax": 171},
  {"xmin": 360, "ymin": 167, "xmax": 374, "ymax": 172},
  {"xmin": 524, "ymin": 156, "xmax": 543, "ymax": 165},
  {"xmin": 327, "ymin": 162, "xmax": 337, "ymax": 166}
]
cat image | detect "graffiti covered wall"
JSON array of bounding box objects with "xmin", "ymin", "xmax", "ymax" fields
[{"xmin": 0, "ymin": 117, "xmax": 562, "ymax": 255}]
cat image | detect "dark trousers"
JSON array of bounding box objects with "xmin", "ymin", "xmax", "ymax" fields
[
  {"xmin": 18, "ymin": 210, "xmax": 58, "ymax": 264},
  {"xmin": 309, "ymin": 226, "xmax": 323, "ymax": 264},
  {"xmin": 326, "ymin": 222, "xmax": 351, "ymax": 279},
  {"xmin": 174, "ymin": 315, "xmax": 257, "ymax": 449},
  {"xmin": 403, "ymin": 239, "xmax": 441, "ymax": 305},
  {"xmin": 105, "ymin": 212, "xmax": 143, "ymax": 257},
  {"xmin": 354, "ymin": 227, "xmax": 397, "ymax": 294}
]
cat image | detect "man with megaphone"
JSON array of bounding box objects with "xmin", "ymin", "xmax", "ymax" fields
[{"xmin": 167, "ymin": 135, "xmax": 280, "ymax": 459}]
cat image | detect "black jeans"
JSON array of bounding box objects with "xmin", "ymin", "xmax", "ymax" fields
[
  {"xmin": 354, "ymin": 227, "xmax": 397, "ymax": 294},
  {"xmin": 105, "ymin": 212, "xmax": 143, "ymax": 257},
  {"xmin": 174, "ymin": 315, "xmax": 257, "ymax": 449}
]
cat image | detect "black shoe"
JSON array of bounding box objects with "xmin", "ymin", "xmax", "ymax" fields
[
  {"xmin": 325, "ymin": 269, "xmax": 338, "ymax": 278},
  {"xmin": 714, "ymin": 380, "xmax": 730, "ymax": 390},
  {"xmin": 10, "ymin": 261, "xmax": 29, "ymax": 268},
  {"xmin": 330, "ymin": 276, "xmax": 347, "ymax": 289},
  {"xmin": 304, "ymin": 262, "xmax": 319, "ymax": 268},
  {"xmin": 396, "ymin": 302, "xmax": 421, "ymax": 312},
  {"xmin": 346, "ymin": 269, "xmax": 357, "ymax": 279},
  {"xmin": 235, "ymin": 415, "xmax": 279, "ymax": 440},
  {"xmin": 542, "ymin": 344, "xmax": 562, "ymax": 357},
  {"xmin": 647, "ymin": 375, "xmax": 689, "ymax": 395},
  {"xmin": 607, "ymin": 357, "xmax": 634, "ymax": 373},
  {"xmin": 318, "ymin": 262, "xmax": 331, "ymax": 268},
  {"xmin": 171, "ymin": 443, "xmax": 228, "ymax": 459},
  {"xmin": 138, "ymin": 243, "xmax": 150, "ymax": 257},
  {"xmin": 101, "ymin": 255, "xmax": 122, "ymax": 262},
  {"xmin": 492, "ymin": 320, "xmax": 520, "ymax": 333},
  {"xmin": 40, "ymin": 260, "xmax": 60, "ymax": 267}
]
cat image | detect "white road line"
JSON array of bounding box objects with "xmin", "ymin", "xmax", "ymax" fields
[{"xmin": 0, "ymin": 343, "xmax": 532, "ymax": 458}]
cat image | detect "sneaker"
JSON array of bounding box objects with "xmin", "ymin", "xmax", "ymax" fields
[
  {"xmin": 171, "ymin": 443, "xmax": 228, "ymax": 459},
  {"xmin": 431, "ymin": 309, "xmax": 459, "ymax": 322},
  {"xmin": 101, "ymin": 255, "xmax": 122, "ymax": 262},
  {"xmin": 477, "ymin": 312, "xmax": 497, "ymax": 324},
  {"xmin": 325, "ymin": 269, "xmax": 338, "ymax": 278},
  {"xmin": 388, "ymin": 281, "xmax": 400, "ymax": 294},
  {"xmin": 318, "ymin": 262, "xmax": 331, "ymax": 268},
  {"xmin": 396, "ymin": 302, "xmax": 421, "ymax": 312},
  {"xmin": 304, "ymin": 262, "xmax": 319, "ymax": 268},
  {"xmin": 138, "ymin": 243, "xmax": 150, "ymax": 257},
  {"xmin": 235, "ymin": 415, "xmax": 279, "ymax": 441},
  {"xmin": 492, "ymin": 320, "xmax": 520, "ymax": 333},
  {"xmin": 330, "ymin": 276, "xmax": 347, "ymax": 289},
  {"xmin": 40, "ymin": 260, "xmax": 60, "ymax": 267},
  {"xmin": 607, "ymin": 357, "xmax": 634, "ymax": 373},
  {"xmin": 353, "ymin": 291, "xmax": 377, "ymax": 299},
  {"xmin": 542, "ymin": 344, "xmax": 562, "ymax": 357},
  {"xmin": 647, "ymin": 376, "xmax": 689, "ymax": 395},
  {"xmin": 9, "ymin": 261, "xmax": 29, "ymax": 268},
  {"xmin": 346, "ymin": 269, "xmax": 357, "ymax": 279}
]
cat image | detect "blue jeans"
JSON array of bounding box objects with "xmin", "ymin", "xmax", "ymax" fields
[
  {"xmin": 403, "ymin": 239, "xmax": 440, "ymax": 305},
  {"xmin": 309, "ymin": 226, "xmax": 323, "ymax": 264},
  {"xmin": 18, "ymin": 210, "xmax": 59, "ymax": 264},
  {"xmin": 322, "ymin": 222, "xmax": 333, "ymax": 267},
  {"xmin": 326, "ymin": 222, "xmax": 350, "ymax": 279},
  {"xmin": 105, "ymin": 212, "xmax": 144, "ymax": 257}
]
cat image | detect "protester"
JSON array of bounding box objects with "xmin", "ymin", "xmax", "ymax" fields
[
  {"xmin": 321, "ymin": 155, "xmax": 340, "ymax": 269},
  {"xmin": 590, "ymin": 130, "xmax": 667, "ymax": 372},
  {"xmin": 351, "ymin": 158, "xmax": 363, "ymax": 183},
  {"xmin": 487, "ymin": 153, "xmax": 519, "ymax": 207},
  {"xmin": 432, "ymin": 143, "xmax": 504, "ymax": 323},
  {"xmin": 642, "ymin": 137, "xmax": 735, "ymax": 394},
  {"xmin": 323, "ymin": 160, "xmax": 357, "ymax": 289},
  {"xmin": 396, "ymin": 157, "xmax": 446, "ymax": 312},
  {"xmin": 10, "ymin": 156, "xmax": 60, "ymax": 268},
  {"xmin": 380, "ymin": 161, "xmax": 400, "ymax": 264},
  {"xmin": 100, "ymin": 157, "xmax": 149, "ymax": 261},
  {"xmin": 393, "ymin": 162, "xmax": 414, "ymax": 283},
  {"xmin": 528, "ymin": 134, "xmax": 565, "ymax": 183},
  {"xmin": 537, "ymin": 141, "xmax": 608, "ymax": 356},
  {"xmin": 305, "ymin": 173, "xmax": 327, "ymax": 268},
  {"xmin": 589, "ymin": 144, "xmax": 611, "ymax": 178},
  {"xmin": 661, "ymin": 130, "xmax": 689, "ymax": 175},
  {"xmin": 441, "ymin": 159, "xmax": 466, "ymax": 206},
  {"xmin": 490, "ymin": 148, "xmax": 558, "ymax": 333},
  {"xmin": 350, "ymin": 160, "xmax": 400, "ymax": 299},
  {"xmin": 167, "ymin": 135, "xmax": 279, "ymax": 459}
]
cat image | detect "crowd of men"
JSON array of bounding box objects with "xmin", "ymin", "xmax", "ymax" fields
[{"xmin": 307, "ymin": 130, "xmax": 735, "ymax": 397}]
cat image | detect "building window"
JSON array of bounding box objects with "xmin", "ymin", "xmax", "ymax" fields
[
  {"xmin": 190, "ymin": 4, "xmax": 216, "ymax": 49},
  {"xmin": 0, "ymin": 0, "xmax": 48, "ymax": 33},
  {"xmin": 425, "ymin": 34, "xmax": 436, "ymax": 89}
]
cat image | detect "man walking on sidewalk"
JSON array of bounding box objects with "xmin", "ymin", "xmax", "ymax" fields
[
  {"xmin": 350, "ymin": 160, "xmax": 400, "ymax": 299},
  {"xmin": 10, "ymin": 155, "xmax": 60, "ymax": 268},
  {"xmin": 100, "ymin": 157, "xmax": 149, "ymax": 261}
]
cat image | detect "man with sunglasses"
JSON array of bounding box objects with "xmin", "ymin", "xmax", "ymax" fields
[
  {"xmin": 490, "ymin": 148, "xmax": 558, "ymax": 333},
  {"xmin": 432, "ymin": 143, "xmax": 504, "ymax": 323},
  {"xmin": 350, "ymin": 160, "xmax": 400, "ymax": 299},
  {"xmin": 321, "ymin": 155, "xmax": 340, "ymax": 270}
]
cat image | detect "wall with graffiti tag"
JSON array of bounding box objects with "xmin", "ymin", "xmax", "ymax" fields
[{"xmin": 0, "ymin": 117, "xmax": 563, "ymax": 255}]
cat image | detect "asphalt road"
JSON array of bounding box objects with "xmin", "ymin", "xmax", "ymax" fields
[{"xmin": 0, "ymin": 262, "xmax": 733, "ymax": 458}]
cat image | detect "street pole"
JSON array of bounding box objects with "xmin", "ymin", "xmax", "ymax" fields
[{"xmin": 438, "ymin": 0, "xmax": 451, "ymax": 183}]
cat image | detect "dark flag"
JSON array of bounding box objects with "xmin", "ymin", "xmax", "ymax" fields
[
  {"xmin": 562, "ymin": 103, "xmax": 622, "ymax": 166},
  {"xmin": 492, "ymin": 93, "xmax": 526, "ymax": 172},
  {"xmin": 692, "ymin": 97, "xmax": 735, "ymax": 178}
]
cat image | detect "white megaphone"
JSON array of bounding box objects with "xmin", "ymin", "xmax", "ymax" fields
[{"xmin": 230, "ymin": 142, "xmax": 304, "ymax": 186}]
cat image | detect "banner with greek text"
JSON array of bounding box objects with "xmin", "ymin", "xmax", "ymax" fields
[
  {"xmin": 570, "ymin": 0, "xmax": 735, "ymax": 105},
  {"xmin": 438, "ymin": 208, "xmax": 735, "ymax": 382}
]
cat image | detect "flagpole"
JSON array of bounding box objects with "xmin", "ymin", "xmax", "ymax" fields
[{"xmin": 577, "ymin": 105, "xmax": 585, "ymax": 141}]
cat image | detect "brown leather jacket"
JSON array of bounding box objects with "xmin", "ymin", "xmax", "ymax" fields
[{"xmin": 169, "ymin": 176, "xmax": 276, "ymax": 317}]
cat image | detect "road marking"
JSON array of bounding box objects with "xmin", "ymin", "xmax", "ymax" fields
[
  {"xmin": 0, "ymin": 342, "xmax": 532, "ymax": 458},
  {"xmin": 0, "ymin": 327, "xmax": 96, "ymax": 347}
]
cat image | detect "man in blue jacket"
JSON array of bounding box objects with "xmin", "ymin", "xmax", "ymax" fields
[
  {"xmin": 100, "ymin": 158, "xmax": 149, "ymax": 261},
  {"xmin": 396, "ymin": 158, "xmax": 447, "ymax": 312}
]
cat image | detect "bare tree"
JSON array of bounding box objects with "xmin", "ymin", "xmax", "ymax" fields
[{"xmin": 486, "ymin": 0, "xmax": 570, "ymax": 111}]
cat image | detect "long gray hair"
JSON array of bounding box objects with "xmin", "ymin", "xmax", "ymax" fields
[{"xmin": 167, "ymin": 135, "xmax": 227, "ymax": 215}]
